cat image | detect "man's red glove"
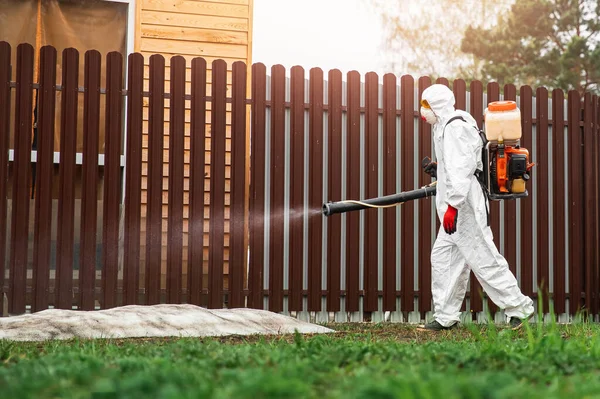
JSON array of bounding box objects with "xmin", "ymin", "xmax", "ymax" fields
[{"xmin": 443, "ymin": 205, "xmax": 458, "ymax": 235}]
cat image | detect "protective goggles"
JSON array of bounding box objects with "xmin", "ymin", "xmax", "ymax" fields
[{"xmin": 420, "ymin": 99, "xmax": 431, "ymax": 109}]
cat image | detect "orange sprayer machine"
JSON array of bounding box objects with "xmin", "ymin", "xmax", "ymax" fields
[{"xmin": 483, "ymin": 101, "xmax": 535, "ymax": 200}]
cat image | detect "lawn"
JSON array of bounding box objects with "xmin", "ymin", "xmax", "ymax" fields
[{"xmin": 1, "ymin": 319, "xmax": 600, "ymax": 399}]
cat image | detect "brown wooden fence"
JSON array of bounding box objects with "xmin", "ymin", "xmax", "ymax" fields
[{"xmin": 1, "ymin": 42, "xmax": 599, "ymax": 321}]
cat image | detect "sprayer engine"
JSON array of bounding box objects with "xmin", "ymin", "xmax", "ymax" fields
[
  {"xmin": 485, "ymin": 140, "xmax": 535, "ymax": 200},
  {"xmin": 482, "ymin": 100, "xmax": 535, "ymax": 201}
]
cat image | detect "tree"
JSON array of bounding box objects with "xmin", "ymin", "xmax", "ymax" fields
[
  {"xmin": 368, "ymin": 0, "xmax": 512, "ymax": 79},
  {"xmin": 461, "ymin": 0, "xmax": 600, "ymax": 94}
]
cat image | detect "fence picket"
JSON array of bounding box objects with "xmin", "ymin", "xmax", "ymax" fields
[
  {"xmin": 469, "ymin": 80, "xmax": 484, "ymax": 316},
  {"xmin": 568, "ymin": 90, "xmax": 584, "ymax": 315},
  {"xmin": 345, "ymin": 71, "xmax": 361, "ymax": 313},
  {"xmin": 551, "ymin": 89, "xmax": 566, "ymax": 314},
  {"xmin": 268, "ymin": 64, "xmax": 286, "ymax": 313},
  {"xmin": 308, "ymin": 67, "xmax": 324, "ymax": 312},
  {"xmin": 289, "ymin": 66, "xmax": 305, "ymax": 312},
  {"xmin": 102, "ymin": 52, "xmax": 123, "ymax": 309},
  {"xmin": 383, "ymin": 73, "xmax": 397, "ymax": 312},
  {"xmin": 248, "ymin": 63, "xmax": 266, "ymax": 309},
  {"xmin": 326, "ymin": 69, "xmax": 342, "ymax": 312},
  {"xmin": 583, "ymin": 93, "xmax": 595, "ymax": 315},
  {"xmin": 229, "ymin": 61, "xmax": 247, "ymax": 309},
  {"xmin": 0, "ymin": 42, "xmax": 10, "ymax": 315},
  {"xmin": 503, "ymin": 85, "xmax": 518, "ymax": 278},
  {"xmin": 80, "ymin": 50, "xmax": 101, "ymax": 311},
  {"xmin": 364, "ymin": 72, "xmax": 379, "ymax": 313},
  {"xmin": 31, "ymin": 46, "xmax": 56, "ymax": 312},
  {"xmin": 536, "ymin": 87, "xmax": 550, "ymax": 312},
  {"xmin": 208, "ymin": 59, "xmax": 227, "ymax": 309},
  {"xmin": 9, "ymin": 44, "xmax": 34, "ymax": 314},
  {"xmin": 55, "ymin": 48, "xmax": 79, "ymax": 310},
  {"xmin": 123, "ymin": 53, "xmax": 144, "ymax": 306},
  {"xmin": 400, "ymin": 75, "xmax": 415, "ymax": 313},
  {"xmin": 188, "ymin": 57, "xmax": 207, "ymax": 307},
  {"xmin": 519, "ymin": 86, "xmax": 534, "ymax": 300},
  {"xmin": 417, "ymin": 76, "xmax": 433, "ymax": 315},
  {"xmin": 145, "ymin": 54, "xmax": 165, "ymax": 305},
  {"xmin": 166, "ymin": 56, "xmax": 186, "ymax": 304}
]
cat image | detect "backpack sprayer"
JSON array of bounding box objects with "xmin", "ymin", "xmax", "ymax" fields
[{"xmin": 322, "ymin": 101, "xmax": 535, "ymax": 217}]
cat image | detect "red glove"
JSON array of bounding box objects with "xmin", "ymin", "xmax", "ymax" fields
[{"xmin": 443, "ymin": 205, "xmax": 458, "ymax": 235}]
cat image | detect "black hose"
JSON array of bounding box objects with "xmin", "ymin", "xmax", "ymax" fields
[{"xmin": 322, "ymin": 185, "xmax": 437, "ymax": 216}]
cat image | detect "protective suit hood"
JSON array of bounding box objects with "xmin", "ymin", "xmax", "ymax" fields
[{"xmin": 422, "ymin": 84, "xmax": 456, "ymax": 123}]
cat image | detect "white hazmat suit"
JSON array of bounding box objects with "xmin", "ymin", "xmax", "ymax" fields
[{"xmin": 421, "ymin": 84, "xmax": 534, "ymax": 328}]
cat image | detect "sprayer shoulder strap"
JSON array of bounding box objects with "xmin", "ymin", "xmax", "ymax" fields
[{"xmin": 444, "ymin": 115, "xmax": 490, "ymax": 226}]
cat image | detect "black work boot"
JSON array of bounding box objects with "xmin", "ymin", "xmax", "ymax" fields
[
  {"xmin": 509, "ymin": 314, "xmax": 534, "ymax": 330},
  {"xmin": 422, "ymin": 320, "xmax": 458, "ymax": 331}
]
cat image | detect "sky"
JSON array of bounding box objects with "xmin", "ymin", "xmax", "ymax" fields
[{"xmin": 251, "ymin": 0, "xmax": 387, "ymax": 76}]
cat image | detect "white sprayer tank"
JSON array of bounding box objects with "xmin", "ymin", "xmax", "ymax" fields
[{"xmin": 484, "ymin": 101, "xmax": 522, "ymax": 141}]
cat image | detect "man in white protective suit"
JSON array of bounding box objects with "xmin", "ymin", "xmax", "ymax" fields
[{"xmin": 419, "ymin": 84, "xmax": 534, "ymax": 331}]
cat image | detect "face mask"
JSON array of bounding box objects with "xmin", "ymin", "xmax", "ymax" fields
[{"xmin": 420, "ymin": 106, "xmax": 437, "ymax": 125}]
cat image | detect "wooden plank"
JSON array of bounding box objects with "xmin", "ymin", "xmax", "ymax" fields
[
  {"xmin": 551, "ymin": 89, "xmax": 566, "ymax": 314},
  {"xmin": 567, "ymin": 90, "xmax": 584, "ymax": 315},
  {"xmin": 417, "ymin": 76, "xmax": 432, "ymax": 315},
  {"xmin": 401, "ymin": 74, "xmax": 415, "ymax": 313},
  {"xmin": 80, "ymin": 50, "xmax": 101, "ymax": 311},
  {"xmin": 268, "ymin": 64, "xmax": 285, "ymax": 313},
  {"xmin": 31, "ymin": 46, "xmax": 56, "ymax": 313},
  {"xmin": 228, "ymin": 61, "xmax": 247, "ymax": 309},
  {"xmin": 55, "ymin": 48, "xmax": 79, "ymax": 310},
  {"xmin": 202, "ymin": 0, "xmax": 249, "ymax": 5},
  {"xmin": 326, "ymin": 69, "xmax": 342, "ymax": 312},
  {"xmin": 345, "ymin": 71, "xmax": 361, "ymax": 313},
  {"xmin": 208, "ymin": 59, "xmax": 228, "ymax": 309},
  {"xmin": 142, "ymin": 25, "xmax": 247, "ymax": 45},
  {"xmin": 503, "ymin": 85, "xmax": 518, "ymax": 277},
  {"xmin": 123, "ymin": 53, "xmax": 144, "ymax": 306},
  {"xmin": 167, "ymin": 56, "xmax": 186, "ymax": 304},
  {"xmin": 9, "ymin": 44, "xmax": 34, "ymax": 315},
  {"xmin": 364, "ymin": 72, "xmax": 379, "ymax": 313},
  {"xmin": 145, "ymin": 54, "xmax": 166, "ymax": 305},
  {"xmin": 519, "ymin": 86, "xmax": 534, "ymax": 300},
  {"xmin": 468, "ymin": 80, "xmax": 484, "ymax": 315},
  {"xmin": 308, "ymin": 67, "xmax": 323, "ymax": 312},
  {"xmin": 141, "ymin": 10, "xmax": 249, "ymax": 32},
  {"xmin": 536, "ymin": 87, "xmax": 550, "ymax": 312},
  {"xmin": 102, "ymin": 52, "xmax": 124, "ymax": 309},
  {"xmin": 141, "ymin": 37, "xmax": 247, "ymax": 60},
  {"xmin": 288, "ymin": 66, "xmax": 304, "ymax": 312},
  {"xmin": 582, "ymin": 93, "xmax": 595, "ymax": 315},
  {"xmin": 143, "ymin": 0, "xmax": 249, "ymax": 19},
  {"xmin": 0, "ymin": 42, "xmax": 10, "ymax": 315}
]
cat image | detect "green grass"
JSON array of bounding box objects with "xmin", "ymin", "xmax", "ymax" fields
[{"xmin": 1, "ymin": 319, "xmax": 600, "ymax": 399}]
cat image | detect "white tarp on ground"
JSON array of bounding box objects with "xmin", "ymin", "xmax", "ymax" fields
[{"xmin": 0, "ymin": 304, "xmax": 335, "ymax": 341}]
